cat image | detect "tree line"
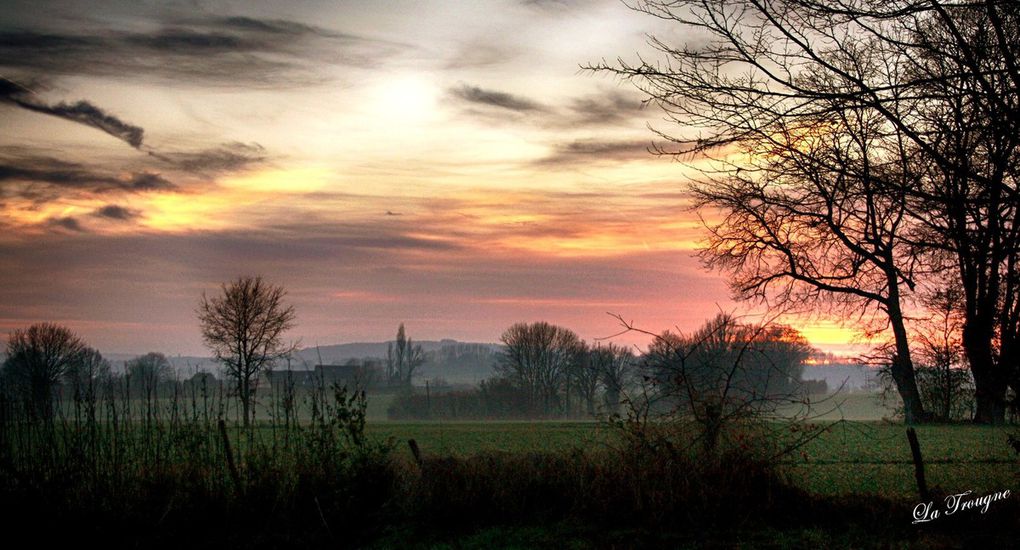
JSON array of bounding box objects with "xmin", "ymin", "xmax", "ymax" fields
[{"xmin": 389, "ymin": 316, "xmax": 813, "ymax": 423}]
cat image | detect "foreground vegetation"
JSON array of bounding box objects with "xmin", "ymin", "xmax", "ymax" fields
[
  {"xmin": 369, "ymin": 420, "xmax": 1017, "ymax": 498},
  {"xmin": 0, "ymin": 378, "xmax": 1016, "ymax": 548}
]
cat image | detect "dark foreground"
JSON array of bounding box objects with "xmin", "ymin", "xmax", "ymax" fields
[
  {"xmin": 2, "ymin": 388, "xmax": 1016, "ymax": 548},
  {"xmin": 3, "ymin": 429, "xmax": 1017, "ymax": 549}
]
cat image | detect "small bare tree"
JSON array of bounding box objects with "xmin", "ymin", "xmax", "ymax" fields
[
  {"xmin": 570, "ymin": 342, "xmax": 600, "ymax": 416},
  {"xmin": 2, "ymin": 323, "xmax": 87, "ymax": 421},
  {"xmin": 198, "ymin": 275, "xmax": 296, "ymax": 427},
  {"xmin": 126, "ymin": 352, "xmax": 170, "ymax": 399},
  {"xmin": 386, "ymin": 323, "xmax": 425, "ymax": 387},
  {"xmin": 914, "ymin": 284, "xmax": 974, "ymax": 421}
]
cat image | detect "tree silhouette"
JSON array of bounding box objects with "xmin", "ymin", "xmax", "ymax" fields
[
  {"xmin": 591, "ymin": 0, "xmax": 1020, "ymax": 423},
  {"xmin": 639, "ymin": 314, "xmax": 812, "ymax": 454},
  {"xmin": 198, "ymin": 275, "xmax": 296, "ymax": 427},
  {"xmin": 386, "ymin": 323, "xmax": 424, "ymax": 387},
  {"xmin": 497, "ymin": 322, "xmax": 584, "ymax": 415},
  {"xmin": 2, "ymin": 322, "xmax": 87, "ymax": 421}
]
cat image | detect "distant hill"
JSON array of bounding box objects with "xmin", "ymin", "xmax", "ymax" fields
[
  {"xmin": 289, "ymin": 339, "xmax": 499, "ymax": 367},
  {"xmin": 102, "ymin": 339, "xmax": 502, "ymax": 382}
]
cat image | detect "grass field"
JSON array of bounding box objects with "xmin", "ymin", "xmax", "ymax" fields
[
  {"xmin": 366, "ymin": 419, "xmax": 1018, "ymax": 498},
  {"xmin": 364, "ymin": 389, "xmax": 1017, "ymax": 499}
]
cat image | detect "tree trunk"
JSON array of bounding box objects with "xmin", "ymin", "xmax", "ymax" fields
[
  {"xmin": 887, "ymin": 291, "xmax": 929, "ymax": 424},
  {"xmin": 605, "ymin": 387, "xmax": 621, "ymax": 416},
  {"xmin": 30, "ymin": 378, "xmax": 53, "ymax": 422},
  {"xmin": 241, "ymin": 377, "xmax": 251, "ymax": 428},
  {"xmin": 965, "ymin": 321, "xmax": 1008, "ymax": 424}
]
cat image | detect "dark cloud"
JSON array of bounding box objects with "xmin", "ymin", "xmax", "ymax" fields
[
  {"xmin": 448, "ymin": 84, "xmax": 547, "ymax": 113},
  {"xmin": 520, "ymin": 0, "xmax": 579, "ymax": 8},
  {"xmin": 0, "ymin": 17, "xmax": 408, "ymax": 87},
  {"xmin": 124, "ymin": 30, "xmax": 244, "ymax": 53},
  {"xmin": 565, "ymin": 89, "xmax": 647, "ymax": 126},
  {"xmin": 0, "ymin": 154, "xmax": 176, "ymax": 202},
  {"xmin": 534, "ymin": 139, "xmax": 658, "ymax": 168},
  {"xmin": 92, "ymin": 205, "xmax": 138, "ymax": 221},
  {"xmin": 0, "ymin": 156, "xmax": 118, "ymax": 187},
  {"xmin": 47, "ymin": 216, "xmax": 84, "ymax": 232},
  {"xmin": 0, "ymin": 76, "xmax": 145, "ymax": 148},
  {"xmin": 128, "ymin": 172, "xmax": 175, "ymax": 191},
  {"xmin": 149, "ymin": 142, "xmax": 265, "ymax": 174},
  {"xmin": 212, "ymin": 16, "xmax": 355, "ymax": 40},
  {"xmin": 448, "ymin": 84, "xmax": 649, "ymax": 129}
]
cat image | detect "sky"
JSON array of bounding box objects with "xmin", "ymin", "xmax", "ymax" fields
[{"xmin": 0, "ymin": 0, "xmax": 862, "ymax": 356}]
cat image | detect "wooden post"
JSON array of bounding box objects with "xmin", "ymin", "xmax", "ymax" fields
[
  {"xmin": 408, "ymin": 438, "xmax": 423, "ymax": 468},
  {"xmin": 906, "ymin": 427, "xmax": 929, "ymax": 502}
]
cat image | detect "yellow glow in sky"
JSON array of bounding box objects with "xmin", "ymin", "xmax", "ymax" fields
[{"xmin": 219, "ymin": 166, "xmax": 332, "ymax": 194}]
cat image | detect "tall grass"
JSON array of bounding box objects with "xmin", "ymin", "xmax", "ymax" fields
[
  {"xmin": 1, "ymin": 373, "xmax": 1014, "ymax": 547},
  {"xmin": 0, "ymin": 371, "xmax": 395, "ymax": 546}
]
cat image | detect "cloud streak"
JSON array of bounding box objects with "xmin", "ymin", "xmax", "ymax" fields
[
  {"xmin": 533, "ymin": 139, "xmax": 657, "ymax": 168},
  {"xmin": 448, "ymin": 83, "xmax": 548, "ymax": 113},
  {"xmin": 0, "ymin": 153, "xmax": 176, "ymax": 203},
  {"xmin": 0, "ymin": 77, "xmax": 145, "ymax": 149},
  {"xmin": 148, "ymin": 142, "xmax": 266, "ymax": 174},
  {"xmin": 447, "ymin": 83, "xmax": 649, "ymax": 130},
  {"xmin": 0, "ymin": 17, "xmax": 409, "ymax": 88}
]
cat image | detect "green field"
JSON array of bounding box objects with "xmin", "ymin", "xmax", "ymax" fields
[{"xmin": 366, "ymin": 420, "xmax": 1018, "ymax": 498}]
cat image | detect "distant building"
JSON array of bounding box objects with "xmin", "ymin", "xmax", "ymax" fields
[{"xmin": 263, "ymin": 369, "xmax": 315, "ymax": 389}]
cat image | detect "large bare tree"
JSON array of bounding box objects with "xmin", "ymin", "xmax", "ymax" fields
[
  {"xmin": 591, "ymin": 0, "xmax": 1020, "ymax": 423},
  {"xmin": 198, "ymin": 275, "xmax": 296, "ymax": 427},
  {"xmin": 902, "ymin": 3, "xmax": 1020, "ymax": 423}
]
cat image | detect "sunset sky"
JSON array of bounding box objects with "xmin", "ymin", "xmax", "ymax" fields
[{"xmin": 0, "ymin": 0, "xmax": 861, "ymax": 355}]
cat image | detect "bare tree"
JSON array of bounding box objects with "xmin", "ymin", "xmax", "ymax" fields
[
  {"xmin": 126, "ymin": 352, "xmax": 171, "ymax": 400},
  {"xmin": 636, "ymin": 314, "xmax": 812, "ymax": 454},
  {"xmin": 198, "ymin": 275, "xmax": 296, "ymax": 427},
  {"xmin": 914, "ymin": 283, "xmax": 974, "ymax": 421},
  {"xmin": 588, "ymin": 342, "xmax": 635, "ymax": 416},
  {"xmin": 570, "ymin": 342, "xmax": 600, "ymax": 416},
  {"xmin": 2, "ymin": 323, "xmax": 87, "ymax": 421},
  {"xmin": 386, "ymin": 323, "xmax": 425, "ymax": 387},
  {"xmin": 65, "ymin": 347, "xmax": 110, "ymax": 400},
  {"xmin": 63, "ymin": 347, "xmax": 110, "ymax": 426},
  {"xmin": 903, "ymin": 3, "xmax": 1020, "ymax": 424},
  {"xmin": 497, "ymin": 322, "xmax": 584, "ymax": 415},
  {"xmin": 589, "ymin": 0, "xmax": 1020, "ymax": 423}
]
